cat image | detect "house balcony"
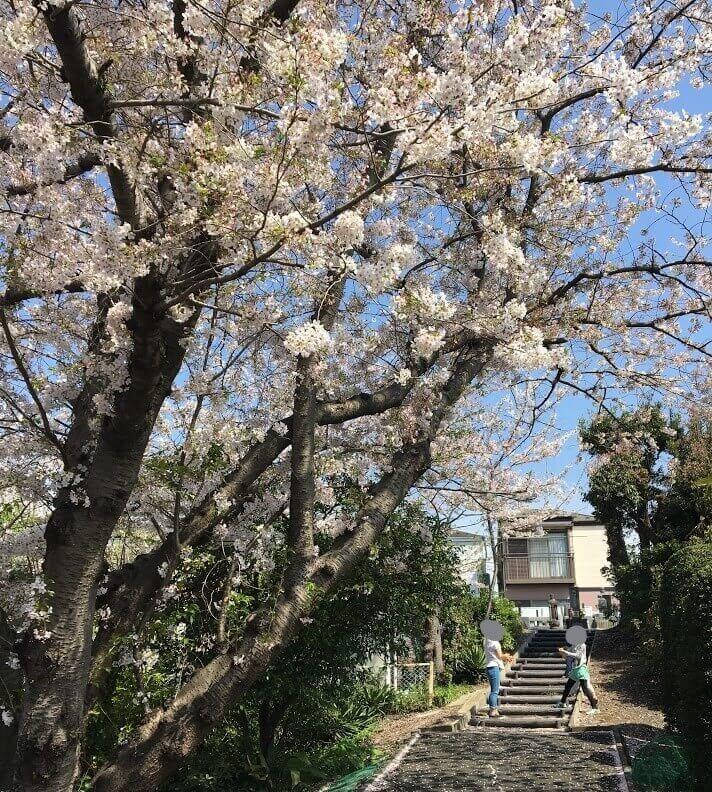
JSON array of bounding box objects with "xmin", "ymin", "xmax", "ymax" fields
[{"xmin": 504, "ymin": 553, "xmax": 575, "ymax": 584}]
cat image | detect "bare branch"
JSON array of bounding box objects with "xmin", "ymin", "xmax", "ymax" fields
[
  {"xmin": 0, "ymin": 280, "xmax": 87, "ymax": 309},
  {"xmin": 109, "ymin": 97, "xmax": 220, "ymax": 110},
  {"xmin": 580, "ymin": 164, "xmax": 711, "ymax": 184},
  {"xmin": 6, "ymin": 151, "xmax": 101, "ymax": 196},
  {"xmin": 0, "ymin": 307, "xmax": 66, "ymax": 461}
]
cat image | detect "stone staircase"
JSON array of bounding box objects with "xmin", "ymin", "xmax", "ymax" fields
[{"xmin": 471, "ymin": 628, "xmax": 594, "ymax": 730}]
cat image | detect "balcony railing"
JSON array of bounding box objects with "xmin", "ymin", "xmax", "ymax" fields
[{"xmin": 504, "ymin": 553, "xmax": 574, "ymax": 582}]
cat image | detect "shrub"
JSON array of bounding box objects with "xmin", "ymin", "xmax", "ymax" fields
[
  {"xmin": 166, "ymin": 675, "xmax": 390, "ymax": 791},
  {"xmin": 431, "ymin": 683, "xmax": 472, "ymax": 708},
  {"xmin": 391, "ymin": 688, "xmax": 432, "ymax": 714},
  {"xmin": 451, "ymin": 636, "xmax": 486, "ymax": 682},
  {"xmin": 659, "ymin": 535, "xmax": 712, "ymax": 792},
  {"xmin": 389, "ymin": 682, "xmax": 471, "ymax": 714},
  {"xmin": 632, "ymin": 735, "xmax": 692, "ymax": 792}
]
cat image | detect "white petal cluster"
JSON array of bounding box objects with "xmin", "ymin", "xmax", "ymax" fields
[
  {"xmin": 395, "ymin": 368, "xmax": 412, "ymax": 386},
  {"xmin": 360, "ymin": 243, "xmax": 415, "ymax": 292},
  {"xmin": 504, "ymin": 300, "xmax": 528, "ymax": 321},
  {"xmin": 264, "ymin": 211, "xmax": 306, "ymax": 241},
  {"xmin": 494, "ymin": 326, "xmax": 553, "ymax": 370},
  {"xmin": 609, "ymin": 126, "xmax": 655, "ymax": 167},
  {"xmin": 481, "ymin": 213, "xmax": 526, "ymax": 274},
  {"xmin": 393, "ymin": 284, "xmax": 456, "ymax": 323},
  {"xmin": 413, "ymin": 327, "xmax": 446, "ymax": 359},
  {"xmin": 105, "ymin": 302, "xmax": 133, "ymax": 351},
  {"xmin": 283, "ymin": 321, "xmax": 332, "ymax": 358},
  {"xmin": 332, "ymin": 211, "xmax": 364, "ymax": 248}
]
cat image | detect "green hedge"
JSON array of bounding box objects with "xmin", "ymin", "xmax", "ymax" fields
[{"xmin": 659, "ymin": 535, "xmax": 712, "ymax": 791}]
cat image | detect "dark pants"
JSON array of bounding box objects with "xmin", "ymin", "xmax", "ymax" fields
[{"xmin": 561, "ymin": 676, "xmax": 598, "ymax": 707}]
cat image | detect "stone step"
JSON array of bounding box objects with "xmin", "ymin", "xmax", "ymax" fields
[
  {"xmin": 499, "ymin": 693, "xmax": 562, "ymax": 704},
  {"xmin": 529, "ymin": 638, "xmax": 593, "ymax": 646},
  {"xmin": 474, "ymin": 715, "xmax": 566, "ymax": 729},
  {"xmin": 527, "ymin": 640, "xmax": 566, "ymax": 645},
  {"xmin": 523, "ymin": 652, "xmax": 562, "ymax": 657},
  {"xmin": 518, "ymin": 657, "xmax": 566, "ymax": 664},
  {"xmin": 513, "ymin": 664, "xmax": 566, "ymax": 672},
  {"xmin": 529, "ymin": 636, "xmax": 567, "ymax": 641},
  {"xmin": 500, "ymin": 685, "xmax": 565, "ymax": 695},
  {"xmin": 497, "ymin": 704, "xmax": 573, "ymax": 716},
  {"xmin": 504, "ymin": 678, "xmax": 566, "ymax": 687},
  {"xmin": 511, "ymin": 668, "xmax": 565, "ymax": 675}
]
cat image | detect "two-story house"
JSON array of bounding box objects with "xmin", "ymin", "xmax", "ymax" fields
[{"xmin": 501, "ymin": 514, "xmax": 616, "ymax": 622}]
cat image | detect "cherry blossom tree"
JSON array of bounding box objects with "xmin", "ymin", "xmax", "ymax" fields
[{"xmin": 0, "ymin": 0, "xmax": 710, "ymax": 789}]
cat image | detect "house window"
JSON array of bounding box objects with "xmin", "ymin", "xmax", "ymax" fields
[
  {"xmin": 507, "ymin": 538, "xmax": 527, "ymax": 555},
  {"xmin": 528, "ymin": 533, "xmax": 570, "ymax": 578}
]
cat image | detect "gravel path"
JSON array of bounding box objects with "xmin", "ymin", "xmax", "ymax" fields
[
  {"xmin": 586, "ymin": 628, "xmax": 665, "ymax": 743},
  {"xmin": 364, "ymin": 729, "xmax": 627, "ymax": 791}
]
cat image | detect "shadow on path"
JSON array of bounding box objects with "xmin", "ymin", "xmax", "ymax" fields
[{"xmin": 365, "ymin": 729, "xmax": 626, "ymax": 791}]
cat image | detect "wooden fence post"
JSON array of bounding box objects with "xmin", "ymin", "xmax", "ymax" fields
[{"xmin": 427, "ymin": 661, "xmax": 435, "ymax": 707}]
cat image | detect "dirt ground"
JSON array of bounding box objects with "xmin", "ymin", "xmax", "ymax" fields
[
  {"xmin": 370, "ymin": 683, "xmax": 487, "ymax": 751},
  {"xmin": 586, "ymin": 627, "xmax": 666, "ymax": 743}
]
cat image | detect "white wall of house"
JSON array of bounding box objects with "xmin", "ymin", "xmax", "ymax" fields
[{"xmin": 570, "ymin": 522, "xmax": 610, "ymax": 589}]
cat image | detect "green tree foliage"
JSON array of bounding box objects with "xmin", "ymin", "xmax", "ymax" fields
[
  {"xmin": 583, "ymin": 408, "xmax": 711, "ymax": 787},
  {"xmin": 445, "ymin": 590, "xmax": 522, "ymax": 682},
  {"xmin": 581, "ymin": 406, "xmax": 711, "ymax": 625},
  {"xmin": 659, "ymin": 535, "xmax": 712, "ymax": 792},
  {"xmin": 581, "ymin": 404, "xmax": 680, "ymax": 557}
]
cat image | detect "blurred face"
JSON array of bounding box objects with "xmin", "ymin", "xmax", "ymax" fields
[
  {"xmin": 566, "ymin": 625, "xmax": 587, "ymax": 646},
  {"xmin": 481, "ymin": 619, "xmax": 505, "ymax": 642}
]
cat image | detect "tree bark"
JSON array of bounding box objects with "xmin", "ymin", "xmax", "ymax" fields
[
  {"xmin": 16, "ymin": 285, "xmax": 195, "ymax": 792},
  {"xmin": 89, "ymin": 373, "xmax": 423, "ymax": 675},
  {"xmin": 606, "ymin": 523, "xmax": 630, "ymax": 568},
  {"xmin": 87, "ymin": 330, "xmax": 481, "ymax": 677},
  {"xmin": 485, "ymin": 515, "xmax": 498, "ymax": 618},
  {"xmin": 257, "ymin": 696, "xmax": 292, "ymax": 761}
]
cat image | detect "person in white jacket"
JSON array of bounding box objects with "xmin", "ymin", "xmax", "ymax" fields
[{"xmin": 481, "ymin": 619, "xmax": 513, "ymax": 718}]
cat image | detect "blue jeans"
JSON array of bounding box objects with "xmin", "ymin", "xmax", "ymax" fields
[{"xmin": 487, "ymin": 666, "xmax": 500, "ymax": 708}]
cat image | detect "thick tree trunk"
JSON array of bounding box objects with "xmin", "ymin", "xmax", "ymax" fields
[
  {"xmin": 16, "ymin": 291, "xmax": 194, "ymax": 792},
  {"xmin": 485, "ymin": 516, "xmax": 498, "ymax": 617},
  {"xmin": 637, "ymin": 498, "xmax": 652, "ymax": 551},
  {"xmin": 258, "ymin": 698, "xmax": 291, "ymax": 761},
  {"xmin": 90, "ymin": 374, "xmax": 420, "ymax": 681}
]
